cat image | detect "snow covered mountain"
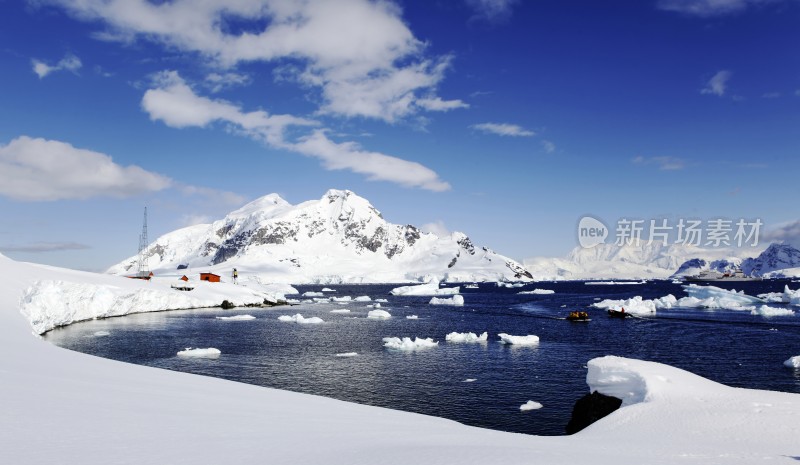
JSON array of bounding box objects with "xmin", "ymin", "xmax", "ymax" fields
[
  {"xmin": 741, "ymin": 243, "xmax": 800, "ymax": 277},
  {"xmin": 524, "ymin": 242, "xmax": 758, "ymax": 280},
  {"xmin": 108, "ymin": 189, "xmax": 533, "ymax": 284}
]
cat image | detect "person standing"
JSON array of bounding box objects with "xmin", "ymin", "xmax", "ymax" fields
[{"xmin": 232, "ymin": 268, "xmax": 238, "ymax": 284}]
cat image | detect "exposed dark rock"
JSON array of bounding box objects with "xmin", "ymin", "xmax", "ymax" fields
[
  {"xmin": 220, "ymin": 300, "xmax": 235, "ymax": 309},
  {"xmin": 404, "ymin": 225, "xmax": 421, "ymax": 246},
  {"xmin": 565, "ymin": 391, "xmax": 622, "ymax": 434},
  {"xmin": 448, "ymin": 254, "xmax": 458, "ymax": 268}
]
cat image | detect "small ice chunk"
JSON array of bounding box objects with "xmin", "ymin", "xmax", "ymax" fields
[
  {"xmin": 375, "ymin": 298, "xmax": 388, "ymax": 303},
  {"xmin": 382, "ymin": 337, "xmax": 438, "ymax": 350},
  {"xmin": 330, "ymin": 309, "xmax": 351, "ymax": 314},
  {"xmin": 406, "ymin": 315, "xmax": 419, "ymax": 320},
  {"xmin": 518, "ymin": 289, "xmax": 554, "ymax": 295},
  {"xmin": 390, "ymin": 280, "xmax": 460, "ymax": 296},
  {"xmin": 335, "ymin": 352, "xmax": 358, "ymax": 357},
  {"xmin": 497, "ymin": 282, "xmax": 525, "ymax": 288},
  {"xmin": 498, "ymin": 333, "xmax": 540, "ymax": 346},
  {"xmin": 463, "ymin": 378, "xmax": 477, "ymax": 382},
  {"xmin": 321, "ymin": 288, "xmax": 336, "ymax": 292},
  {"xmin": 330, "ymin": 296, "xmax": 352, "ymax": 302},
  {"xmin": 278, "ymin": 314, "xmax": 324, "ymax": 324},
  {"xmin": 367, "ymin": 309, "xmax": 392, "ymax": 319},
  {"xmin": 429, "ymin": 295, "xmax": 464, "ymax": 306},
  {"xmin": 751, "ymin": 305, "xmax": 795, "ymax": 317},
  {"xmin": 445, "ymin": 331, "xmax": 488, "ymax": 343},
  {"xmin": 784, "ymin": 356, "xmax": 800, "ymax": 368},
  {"xmin": 354, "ymin": 296, "xmax": 371, "ymax": 302},
  {"xmin": 370, "ymin": 303, "xmax": 382, "ymax": 308},
  {"xmin": 177, "ymin": 348, "xmax": 221, "ymax": 358},
  {"xmin": 215, "ymin": 315, "xmax": 256, "ymax": 320},
  {"xmin": 519, "ymin": 400, "xmax": 543, "ymax": 411},
  {"xmin": 302, "ymin": 291, "xmax": 324, "ymax": 297}
]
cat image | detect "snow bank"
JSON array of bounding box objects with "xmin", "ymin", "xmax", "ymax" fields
[
  {"xmin": 390, "ymin": 280, "xmax": 460, "ymax": 296},
  {"xmin": 519, "ymin": 401, "xmax": 543, "ymax": 411},
  {"xmin": 751, "ymin": 305, "xmax": 795, "ymax": 317},
  {"xmin": 367, "ymin": 309, "xmax": 391, "ymax": 319},
  {"xmin": 498, "ymin": 333, "xmax": 539, "ymax": 346},
  {"xmin": 429, "ymin": 295, "xmax": 464, "ymax": 306},
  {"xmin": 382, "ymin": 337, "xmax": 438, "ymax": 350},
  {"xmin": 215, "ymin": 315, "xmax": 256, "ymax": 320},
  {"xmin": 177, "ymin": 348, "xmax": 221, "ymax": 358},
  {"xmin": 784, "ymin": 356, "xmax": 800, "ymax": 368},
  {"xmin": 278, "ymin": 314, "xmax": 324, "ymax": 324},
  {"xmin": 445, "ymin": 331, "xmax": 488, "ymax": 343},
  {"xmin": 518, "ymin": 289, "xmax": 554, "ymax": 295}
]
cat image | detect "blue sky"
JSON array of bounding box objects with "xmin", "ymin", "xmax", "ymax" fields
[{"xmin": 1, "ymin": 0, "xmax": 799, "ymax": 271}]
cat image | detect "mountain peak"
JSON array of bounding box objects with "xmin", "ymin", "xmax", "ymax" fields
[{"xmin": 227, "ymin": 193, "xmax": 291, "ymax": 219}]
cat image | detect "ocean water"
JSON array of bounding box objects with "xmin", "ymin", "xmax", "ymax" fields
[{"xmin": 46, "ymin": 280, "xmax": 800, "ymax": 436}]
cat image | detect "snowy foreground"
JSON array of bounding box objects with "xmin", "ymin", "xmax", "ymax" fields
[{"xmin": 2, "ymin": 254, "xmax": 799, "ymax": 464}]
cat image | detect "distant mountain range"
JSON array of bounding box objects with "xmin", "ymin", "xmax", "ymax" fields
[
  {"xmin": 525, "ymin": 241, "xmax": 800, "ymax": 280},
  {"xmin": 108, "ymin": 189, "xmax": 533, "ymax": 284}
]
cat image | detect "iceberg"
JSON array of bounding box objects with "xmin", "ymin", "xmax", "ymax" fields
[
  {"xmin": 498, "ymin": 333, "xmax": 539, "ymax": 346},
  {"xmin": 751, "ymin": 305, "xmax": 795, "ymax": 317},
  {"xmin": 519, "ymin": 400, "xmax": 543, "ymax": 411},
  {"xmin": 445, "ymin": 331, "xmax": 488, "ymax": 343},
  {"xmin": 215, "ymin": 315, "xmax": 256, "ymax": 320},
  {"xmin": 429, "ymin": 295, "xmax": 464, "ymax": 306},
  {"xmin": 278, "ymin": 314, "xmax": 324, "ymax": 324},
  {"xmin": 681, "ymin": 284, "xmax": 764, "ymax": 309},
  {"xmin": 390, "ymin": 280, "xmax": 460, "ymax": 296},
  {"xmin": 382, "ymin": 337, "xmax": 439, "ymax": 350},
  {"xmin": 177, "ymin": 348, "xmax": 221, "ymax": 358},
  {"xmin": 784, "ymin": 356, "xmax": 800, "ymax": 368},
  {"xmin": 367, "ymin": 309, "xmax": 391, "ymax": 319},
  {"xmin": 759, "ymin": 286, "xmax": 800, "ymax": 305}
]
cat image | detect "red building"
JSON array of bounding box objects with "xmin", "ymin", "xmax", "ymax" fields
[{"xmin": 199, "ymin": 273, "xmax": 220, "ymax": 283}]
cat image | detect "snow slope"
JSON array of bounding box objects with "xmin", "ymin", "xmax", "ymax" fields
[
  {"xmin": 2, "ymin": 253, "xmax": 800, "ymax": 464},
  {"xmin": 108, "ymin": 189, "xmax": 533, "ymax": 284}
]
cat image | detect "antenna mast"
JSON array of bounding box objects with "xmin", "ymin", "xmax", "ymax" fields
[{"xmin": 137, "ymin": 207, "xmax": 150, "ymax": 278}]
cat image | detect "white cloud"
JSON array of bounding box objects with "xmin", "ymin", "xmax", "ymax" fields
[
  {"xmin": 0, "ymin": 242, "xmax": 90, "ymax": 253},
  {"xmin": 179, "ymin": 214, "xmax": 214, "ymax": 227},
  {"xmin": 701, "ymin": 70, "xmax": 732, "ymax": 96},
  {"xmin": 178, "ymin": 185, "xmax": 248, "ymax": 207},
  {"xmin": 541, "ymin": 140, "xmax": 556, "ymax": 153},
  {"xmin": 205, "ymin": 72, "xmax": 252, "ymax": 93},
  {"xmin": 142, "ymin": 72, "xmax": 450, "ymax": 191},
  {"xmin": 471, "ymin": 122, "xmax": 535, "ymax": 137},
  {"xmin": 762, "ymin": 219, "xmax": 800, "ymax": 247},
  {"xmin": 49, "ymin": 0, "xmax": 462, "ymax": 122},
  {"xmin": 657, "ymin": 0, "xmax": 778, "ymax": 16},
  {"xmin": 632, "ymin": 155, "xmax": 685, "ymax": 171},
  {"xmin": 31, "ymin": 53, "xmax": 82, "ymax": 79},
  {"xmin": 420, "ymin": 221, "xmax": 451, "ymax": 237},
  {"xmin": 416, "ymin": 97, "xmax": 470, "ymax": 112},
  {"xmin": 0, "ymin": 136, "xmax": 172, "ymax": 201},
  {"xmin": 761, "ymin": 92, "xmax": 781, "ymax": 99},
  {"xmin": 465, "ymin": 0, "xmax": 519, "ymax": 22}
]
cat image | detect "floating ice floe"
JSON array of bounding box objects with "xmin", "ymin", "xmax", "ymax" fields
[
  {"xmin": 592, "ymin": 296, "xmax": 659, "ymax": 315},
  {"xmin": 354, "ymin": 296, "xmax": 372, "ymax": 302},
  {"xmin": 463, "ymin": 378, "xmax": 477, "ymax": 382},
  {"xmin": 758, "ymin": 286, "xmax": 800, "ymax": 305},
  {"xmin": 585, "ymin": 281, "xmax": 645, "ymax": 285},
  {"xmin": 302, "ymin": 291, "xmax": 324, "ymax": 297},
  {"xmin": 681, "ymin": 284, "xmax": 764, "ymax": 309},
  {"xmin": 278, "ymin": 314, "xmax": 324, "ymax": 324},
  {"xmin": 382, "ymin": 337, "xmax": 438, "ymax": 350},
  {"xmin": 215, "ymin": 314, "xmax": 256, "ymax": 320},
  {"xmin": 335, "ymin": 352, "xmax": 358, "ymax": 357},
  {"xmin": 321, "ymin": 288, "xmax": 336, "ymax": 292},
  {"xmin": 367, "ymin": 309, "xmax": 391, "ymax": 319},
  {"xmin": 375, "ymin": 298, "xmax": 388, "ymax": 303},
  {"xmin": 330, "ymin": 296, "xmax": 352, "ymax": 302},
  {"xmin": 519, "ymin": 400, "xmax": 543, "ymax": 411},
  {"xmin": 464, "ymin": 284, "xmax": 479, "ymax": 289},
  {"xmin": 406, "ymin": 315, "xmax": 419, "ymax": 319},
  {"xmin": 390, "ymin": 280, "xmax": 460, "ymax": 296},
  {"xmin": 497, "ymin": 282, "xmax": 525, "ymax": 288},
  {"xmin": 518, "ymin": 289, "xmax": 554, "ymax": 295},
  {"xmin": 498, "ymin": 333, "xmax": 540, "ymax": 346},
  {"xmin": 92, "ymin": 330, "xmax": 110, "ymax": 337},
  {"xmin": 329, "ymin": 309, "xmax": 351, "ymax": 314},
  {"xmin": 429, "ymin": 295, "xmax": 464, "ymax": 306},
  {"xmin": 445, "ymin": 331, "xmax": 488, "ymax": 343},
  {"xmin": 177, "ymin": 348, "xmax": 221, "ymax": 358},
  {"xmin": 751, "ymin": 305, "xmax": 795, "ymax": 317},
  {"xmin": 784, "ymin": 356, "xmax": 800, "ymax": 368}
]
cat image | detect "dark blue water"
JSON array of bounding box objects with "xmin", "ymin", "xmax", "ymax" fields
[{"xmin": 45, "ymin": 280, "xmax": 800, "ymax": 436}]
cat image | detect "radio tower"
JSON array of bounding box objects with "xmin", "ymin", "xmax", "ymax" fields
[{"xmin": 137, "ymin": 207, "xmax": 150, "ymax": 279}]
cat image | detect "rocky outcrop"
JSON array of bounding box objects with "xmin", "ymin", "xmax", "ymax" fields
[{"xmin": 565, "ymin": 391, "xmax": 622, "ymax": 434}]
